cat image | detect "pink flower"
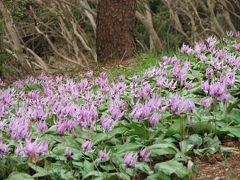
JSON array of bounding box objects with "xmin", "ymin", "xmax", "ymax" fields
[
  {"xmin": 201, "ymin": 98, "xmax": 213, "ymax": 107},
  {"xmin": 0, "ymin": 143, "xmax": 8, "ymax": 158},
  {"xmin": 124, "ymin": 152, "xmax": 138, "ymax": 168},
  {"xmin": 232, "ymin": 44, "xmax": 240, "ymax": 51},
  {"xmin": 36, "ymin": 121, "xmax": 48, "ymax": 132},
  {"xmin": 98, "ymin": 149, "xmax": 110, "ymax": 162},
  {"xmin": 101, "ymin": 116, "xmax": 114, "ymax": 131},
  {"xmin": 85, "ymin": 71, "xmax": 93, "ymax": 78},
  {"xmin": 139, "ymin": 148, "xmax": 151, "ymax": 161},
  {"xmin": 205, "ymin": 67, "xmax": 214, "ymax": 79},
  {"xmin": 25, "ymin": 140, "xmax": 48, "ymax": 156},
  {"xmin": 64, "ymin": 148, "xmax": 73, "ymax": 160},
  {"xmin": 181, "ymin": 43, "xmax": 192, "ymax": 55},
  {"xmin": 81, "ymin": 140, "xmax": 93, "ymax": 152},
  {"xmin": 150, "ymin": 113, "xmax": 159, "ymax": 127},
  {"xmin": 118, "ymin": 75, "xmax": 125, "ymax": 82},
  {"xmin": 201, "ymin": 81, "xmax": 210, "ymax": 94}
]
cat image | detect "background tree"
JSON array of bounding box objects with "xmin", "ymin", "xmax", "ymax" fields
[
  {"xmin": 96, "ymin": 0, "xmax": 136, "ymax": 63},
  {"xmin": 0, "ymin": 0, "xmax": 239, "ymax": 81}
]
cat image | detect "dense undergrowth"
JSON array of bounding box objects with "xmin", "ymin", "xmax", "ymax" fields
[{"xmin": 0, "ymin": 32, "xmax": 240, "ymax": 180}]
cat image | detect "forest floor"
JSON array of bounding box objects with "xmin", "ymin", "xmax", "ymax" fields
[{"xmin": 193, "ymin": 140, "xmax": 240, "ymax": 179}]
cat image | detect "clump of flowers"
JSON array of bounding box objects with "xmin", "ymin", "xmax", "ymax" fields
[{"xmin": 0, "ymin": 33, "xmax": 239, "ymax": 179}]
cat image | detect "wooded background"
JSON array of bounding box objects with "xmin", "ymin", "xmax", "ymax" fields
[{"xmin": 0, "ymin": 0, "xmax": 239, "ymax": 80}]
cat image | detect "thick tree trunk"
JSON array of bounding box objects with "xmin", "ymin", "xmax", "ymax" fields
[{"xmin": 96, "ymin": 0, "xmax": 136, "ymax": 63}]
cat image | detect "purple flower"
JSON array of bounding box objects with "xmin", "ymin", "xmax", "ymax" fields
[
  {"xmin": 215, "ymin": 49, "xmax": 226, "ymax": 59},
  {"xmin": 81, "ymin": 140, "xmax": 93, "ymax": 152},
  {"xmin": 36, "ymin": 121, "xmax": 48, "ymax": 132},
  {"xmin": 64, "ymin": 148, "xmax": 73, "ymax": 160},
  {"xmin": 232, "ymin": 43, "xmax": 240, "ymax": 51},
  {"xmin": 135, "ymin": 81, "xmax": 152, "ymax": 99},
  {"xmin": 98, "ymin": 149, "xmax": 110, "ymax": 162},
  {"xmin": 172, "ymin": 61, "xmax": 190, "ymax": 81},
  {"xmin": 8, "ymin": 117, "xmax": 31, "ymax": 141},
  {"xmin": 0, "ymin": 143, "xmax": 8, "ymax": 159},
  {"xmin": 139, "ymin": 148, "xmax": 151, "ymax": 161},
  {"xmin": 149, "ymin": 113, "xmax": 159, "ymax": 127},
  {"xmin": 26, "ymin": 142, "xmax": 38, "ymax": 155},
  {"xmin": 111, "ymin": 82, "xmax": 126, "ymax": 96},
  {"xmin": 15, "ymin": 145, "xmax": 26, "ymax": 157},
  {"xmin": 201, "ymin": 81, "xmax": 210, "ymax": 94},
  {"xmin": 218, "ymin": 93, "xmax": 230, "ymax": 103},
  {"xmin": 25, "ymin": 140, "xmax": 48, "ymax": 156},
  {"xmin": 209, "ymin": 82, "xmax": 225, "ymax": 97},
  {"xmin": 162, "ymin": 56, "xmax": 170, "ymax": 63},
  {"xmin": 118, "ymin": 75, "xmax": 125, "ymax": 82},
  {"xmin": 130, "ymin": 103, "xmax": 151, "ymax": 120},
  {"xmin": 85, "ymin": 71, "xmax": 93, "ymax": 78},
  {"xmin": 205, "ymin": 67, "xmax": 214, "ymax": 79},
  {"xmin": 168, "ymin": 94, "xmax": 195, "ymax": 115},
  {"xmin": 197, "ymin": 54, "xmax": 207, "ymax": 62},
  {"xmin": 220, "ymin": 71, "xmax": 235, "ymax": 87},
  {"xmin": 206, "ymin": 36, "xmax": 217, "ymax": 51},
  {"xmin": 181, "ymin": 43, "xmax": 192, "ymax": 55},
  {"xmin": 56, "ymin": 121, "xmax": 66, "ymax": 135},
  {"xmin": 201, "ymin": 98, "xmax": 213, "ymax": 107},
  {"xmin": 227, "ymin": 31, "xmax": 234, "ymax": 37},
  {"xmin": 184, "ymin": 80, "xmax": 192, "ymax": 89},
  {"xmin": 194, "ymin": 42, "xmax": 207, "ymax": 54},
  {"xmin": 124, "ymin": 152, "xmax": 138, "ymax": 168},
  {"xmin": 101, "ymin": 116, "xmax": 114, "ymax": 131}
]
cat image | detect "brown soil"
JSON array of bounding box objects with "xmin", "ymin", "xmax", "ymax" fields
[{"xmin": 193, "ymin": 140, "xmax": 240, "ymax": 180}]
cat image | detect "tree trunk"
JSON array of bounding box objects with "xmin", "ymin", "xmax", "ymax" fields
[{"xmin": 96, "ymin": 0, "xmax": 136, "ymax": 63}]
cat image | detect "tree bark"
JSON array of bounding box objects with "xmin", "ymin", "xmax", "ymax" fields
[{"xmin": 96, "ymin": 0, "xmax": 136, "ymax": 63}]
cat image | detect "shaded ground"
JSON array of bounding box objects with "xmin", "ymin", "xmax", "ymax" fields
[{"xmin": 193, "ymin": 140, "xmax": 240, "ymax": 180}]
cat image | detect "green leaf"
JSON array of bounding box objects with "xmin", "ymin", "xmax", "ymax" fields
[
  {"xmin": 127, "ymin": 121, "xmax": 149, "ymax": 139},
  {"xmin": 188, "ymin": 134, "xmax": 202, "ymax": 146},
  {"xmin": 108, "ymin": 172, "xmax": 130, "ymax": 180},
  {"xmin": 148, "ymin": 143, "xmax": 178, "ymax": 157},
  {"xmin": 60, "ymin": 170, "xmax": 74, "ymax": 180},
  {"xmin": 116, "ymin": 143, "xmax": 142, "ymax": 154},
  {"xmin": 166, "ymin": 117, "xmax": 187, "ymax": 136},
  {"xmin": 135, "ymin": 163, "xmax": 153, "ymax": 175},
  {"xmin": 147, "ymin": 173, "xmax": 171, "ymax": 180},
  {"xmin": 220, "ymin": 127, "xmax": 240, "ymax": 138},
  {"xmin": 7, "ymin": 172, "xmax": 34, "ymax": 180},
  {"xmin": 108, "ymin": 126, "xmax": 128, "ymax": 136},
  {"xmin": 82, "ymin": 160, "xmax": 95, "ymax": 175},
  {"xmin": 226, "ymin": 100, "xmax": 240, "ymax": 113},
  {"xmin": 83, "ymin": 171, "xmax": 103, "ymax": 180},
  {"xmin": 24, "ymin": 84, "xmax": 43, "ymax": 93},
  {"xmin": 93, "ymin": 133, "xmax": 108, "ymax": 144},
  {"xmin": 28, "ymin": 163, "xmax": 51, "ymax": 178},
  {"xmin": 193, "ymin": 148, "xmax": 209, "ymax": 155},
  {"xmin": 46, "ymin": 114, "xmax": 58, "ymax": 126},
  {"xmin": 180, "ymin": 140, "xmax": 194, "ymax": 154},
  {"xmin": 154, "ymin": 160, "xmax": 189, "ymax": 178}
]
